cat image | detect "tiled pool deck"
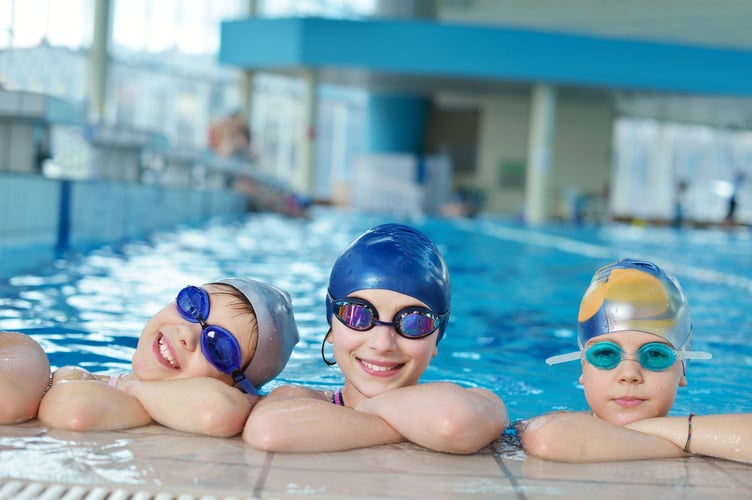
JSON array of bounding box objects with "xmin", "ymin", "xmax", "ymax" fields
[{"xmin": 0, "ymin": 421, "xmax": 750, "ymax": 499}]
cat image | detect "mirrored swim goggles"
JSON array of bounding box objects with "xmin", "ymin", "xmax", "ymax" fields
[
  {"xmin": 330, "ymin": 296, "xmax": 448, "ymax": 339},
  {"xmin": 176, "ymin": 286, "xmax": 258, "ymax": 395},
  {"xmin": 546, "ymin": 340, "xmax": 712, "ymax": 369}
]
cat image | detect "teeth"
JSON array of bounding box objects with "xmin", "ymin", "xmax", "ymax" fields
[
  {"xmin": 158, "ymin": 338, "xmax": 177, "ymax": 368},
  {"xmin": 361, "ymin": 360, "xmax": 398, "ymax": 372}
]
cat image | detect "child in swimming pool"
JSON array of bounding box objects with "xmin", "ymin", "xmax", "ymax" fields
[
  {"xmin": 243, "ymin": 223, "xmax": 508, "ymax": 454},
  {"xmin": 2, "ymin": 277, "xmax": 299, "ymax": 437},
  {"xmin": 521, "ymin": 258, "xmax": 752, "ymax": 464}
]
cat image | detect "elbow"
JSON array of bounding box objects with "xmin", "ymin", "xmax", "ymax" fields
[
  {"xmin": 242, "ymin": 414, "xmax": 294, "ymax": 451},
  {"xmin": 431, "ymin": 406, "xmax": 507, "ymax": 455},
  {"xmin": 38, "ymin": 396, "xmax": 100, "ymax": 431},
  {"xmin": 0, "ymin": 394, "xmax": 40, "ymax": 424},
  {"xmin": 520, "ymin": 419, "xmax": 571, "ymax": 461},
  {"xmin": 191, "ymin": 398, "xmax": 252, "ymax": 437}
]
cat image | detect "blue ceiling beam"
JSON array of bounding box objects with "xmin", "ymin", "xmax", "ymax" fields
[{"xmin": 219, "ymin": 17, "xmax": 752, "ymax": 96}]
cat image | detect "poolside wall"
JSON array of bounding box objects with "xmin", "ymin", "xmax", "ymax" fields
[{"xmin": 0, "ymin": 172, "xmax": 246, "ymax": 278}]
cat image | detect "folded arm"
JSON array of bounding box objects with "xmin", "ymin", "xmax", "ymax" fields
[
  {"xmin": 521, "ymin": 412, "xmax": 685, "ymax": 463},
  {"xmin": 39, "ymin": 367, "xmax": 254, "ymax": 436},
  {"xmin": 119, "ymin": 377, "xmax": 255, "ymax": 437},
  {"xmin": 243, "ymin": 385, "xmax": 403, "ymax": 452},
  {"xmin": 38, "ymin": 375, "xmax": 152, "ymax": 431},
  {"xmin": 626, "ymin": 413, "xmax": 752, "ymax": 464},
  {"xmin": 356, "ymin": 382, "xmax": 508, "ymax": 454}
]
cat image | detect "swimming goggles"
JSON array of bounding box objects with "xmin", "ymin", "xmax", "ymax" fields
[
  {"xmin": 176, "ymin": 286, "xmax": 257, "ymax": 395},
  {"xmin": 330, "ymin": 297, "xmax": 447, "ymax": 339},
  {"xmin": 584, "ymin": 341, "xmax": 707, "ymax": 371}
]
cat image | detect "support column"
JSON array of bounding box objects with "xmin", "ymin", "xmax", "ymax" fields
[
  {"xmin": 87, "ymin": 0, "xmax": 111, "ymax": 123},
  {"xmin": 367, "ymin": 93, "xmax": 427, "ymax": 154},
  {"xmin": 524, "ymin": 83, "xmax": 557, "ymax": 225},
  {"xmin": 296, "ymin": 68, "xmax": 319, "ymax": 194},
  {"xmin": 239, "ymin": 0, "xmax": 258, "ymax": 123}
]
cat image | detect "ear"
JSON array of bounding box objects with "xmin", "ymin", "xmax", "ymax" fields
[
  {"xmin": 578, "ymin": 373, "xmax": 584, "ymax": 385},
  {"xmin": 325, "ymin": 328, "xmax": 334, "ymax": 345},
  {"xmin": 432, "ymin": 345, "xmax": 438, "ymax": 357},
  {"xmin": 678, "ymin": 374, "xmax": 687, "ymax": 387}
]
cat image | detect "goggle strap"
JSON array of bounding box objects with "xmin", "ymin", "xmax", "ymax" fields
[
  {"xmin": 546, "ymin": 348, "xmax": 713, "ymax": 366},
  {"xmin": 678, "ymin": 350, "xmax": 713, "ymax": 360},
  {"xmin": 233, "ymin": 372, "xmax": 259, "ymax": 396},
  {"xmin": 545, "ymin": 351, "xmax": 581, "ymax": 365}
]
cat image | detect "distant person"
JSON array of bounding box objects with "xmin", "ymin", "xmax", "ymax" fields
[
  {"xmin": 724, "ymin": 172, "xmax": 745, "ymax": 227},
  {"xmin": 2, "ymin": 278, "xmax": 298, "ymax": 436},
  {"xmin": 243, "ymin": 223, "xmax": 508, "ymax": 454},
  {"xmin": 208, "ymin": 112, "xmax": 252, "ymax": 160},
  {"xmin": 521, "ymin": 258, "xmax": 751, "ymax": 464},
  {"xmin": 673, "ymin": 179, "xmax": 688, "ymax": 229}
]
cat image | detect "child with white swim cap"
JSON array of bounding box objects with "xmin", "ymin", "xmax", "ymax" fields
[
  {"xmin": 522, "ymin": 258, "xmax": 751, "ymax": 464},
  {"xmin": 4, "ymin": 277, "xmax": 298, "ymax": 436},
  {"xmin": 243, "ymin": 223, "xmax": 508, "ymax": 454}
]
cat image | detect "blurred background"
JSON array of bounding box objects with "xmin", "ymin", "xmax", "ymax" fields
[{"xmin": 2, "ymin": 0, "xmax": 752, "ymax": 264}]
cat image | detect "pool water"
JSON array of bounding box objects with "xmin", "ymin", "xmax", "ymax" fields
[{"xmin": 1, "ymin": 208, "xmax": 750, "ymax": 421}]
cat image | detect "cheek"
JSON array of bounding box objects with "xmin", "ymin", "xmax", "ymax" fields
[
  {"xmin": 181, "ymin": 356, "xmax": 225, "ymax": 379},
  {"xmin": 401, "ymin": 339, "xmax": 436, "ymax": 364},
  {"xmin": 330, "ymin": 324, "xmax": 363, "ymax": 352}
]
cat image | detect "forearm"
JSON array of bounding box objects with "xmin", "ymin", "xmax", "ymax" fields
[
  {"xmin": 522, "ymin": 412, "xmax": 684, "ymax": 463},
  {"xmin": 359, "ymin": 383, "xmax": 508, "ymax": 454},
  {"xmin": 243, "ymin": 387, "xmax": 402, "ymax": 452},
  {"xmin": 628, "ymin": 414, "xmax": 752, "ymax": 464},
  {"xmin": 121, "ymin": 377, "xmax": 254, "ymax": 437},
  {"xmin": 38, "ymin": 380, "xmax": 152, "ymax": 431}
]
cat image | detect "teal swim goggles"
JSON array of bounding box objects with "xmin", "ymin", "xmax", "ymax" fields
[
  {"xmin": 585, "ymin": 341, "xmax": 684, "ymax": 371},
  {"xmin": 548, "ymin": 340, "xmax": 712, "ymax": 369}
]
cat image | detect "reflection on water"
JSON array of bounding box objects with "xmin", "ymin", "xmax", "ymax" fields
[
  {"xmin": 1, "ymin": 208, "xmax": 750, "ymax": 420},
  {"xmin": 0, "ymin": 432, "xmax": 145, "ymax": 484}
]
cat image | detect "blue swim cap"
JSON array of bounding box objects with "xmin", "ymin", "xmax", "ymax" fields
[{"xmin": 326, "ymin": 223, "xmax": 451, "ymax": 341}]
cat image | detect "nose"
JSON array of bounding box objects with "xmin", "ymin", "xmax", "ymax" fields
[
  {"xmin": 176, "ymin": 323, "xmax": 201, "ymax": 352},
  {"xmin": 368, "ymin": 323, "xmax": 398, "ymax": 352},
  {"xmin": 616, "ymin": 357, "xmax": 644, "ymax": 384}
]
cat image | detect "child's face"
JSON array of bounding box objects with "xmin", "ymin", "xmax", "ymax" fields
[
  {"xmin": 132, "ymin": 284, "xmax": 257, "ymax": 384},
  {"xmin": 579, "ymin": 331, "xmax": 687, "ymax": 426},
  {"xmin": 329, "ymin": 288, "xmax": 439, "ymax": 406}
]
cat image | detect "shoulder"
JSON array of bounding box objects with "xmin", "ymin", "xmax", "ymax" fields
[{"xmin": 264, "ymin": 384, "xmax": 328, "ymax": 401}]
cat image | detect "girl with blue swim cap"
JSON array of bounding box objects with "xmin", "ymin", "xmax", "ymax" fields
[
  {"xmin": 244, "ymin": 223, "xmax": 508, "ymax": 454},
  {"xmin": 522, "ymin": 259, "xmax": 752, "ymax": 464},
  {"xmin": 2, "ymin": 277, "xmax": 298, "ymax": 436}
]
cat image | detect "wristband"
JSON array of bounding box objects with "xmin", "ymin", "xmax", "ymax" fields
[{"xmin": 683, "ymin": 413, "xmax": 696, "ymax": 453}]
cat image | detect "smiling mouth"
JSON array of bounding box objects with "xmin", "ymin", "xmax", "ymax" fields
[
  {"xmin": 358, "ymin": 358, "xmax": 405, "ymax": 374},
  {"xmin": 157, "ymin": 334, "xmax": 179, "ymax": 369}
]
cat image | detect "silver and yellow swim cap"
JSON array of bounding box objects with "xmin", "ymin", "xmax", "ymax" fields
[{"xmin": 546, "ymin": 258, "xmax": 712, "ymax": 365}]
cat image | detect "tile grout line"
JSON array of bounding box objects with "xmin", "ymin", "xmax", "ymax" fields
[
  {"xmin": 253, "ymin": 451, "xmax": 275, "ymax": 499},
  {"xmin": 488, "ymin": 445, "xmax": 528, "ymax": 500},
  {"xmin": 703, "ymin": 456, "xmax": 749, "ymax": 488}
]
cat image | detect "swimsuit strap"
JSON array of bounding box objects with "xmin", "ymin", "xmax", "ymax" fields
[{"xmin": 330, "ymin": 389, "xmax": 345, "ymax": 406}]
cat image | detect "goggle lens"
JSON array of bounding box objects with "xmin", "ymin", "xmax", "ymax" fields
[
  {"xmin": 176, "ymin": 286, "xmax": 243, "ymax": 375},
  {"xmin": 332, "ymin": 298, "xmax": 443, "ymax": 339},
  {"xmin": 585, "ymin": 341, "xmax": 677, "ymax": 371}
]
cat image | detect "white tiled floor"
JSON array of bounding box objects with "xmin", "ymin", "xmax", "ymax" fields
[{"xmin": 0, "ymin": 422, "xmax": 750, "ymax": 499}]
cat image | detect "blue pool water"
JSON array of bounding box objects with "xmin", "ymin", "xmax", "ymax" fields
[{"xmin": 1, "ymin": 208, "xmax": 750, "ymax": 420}]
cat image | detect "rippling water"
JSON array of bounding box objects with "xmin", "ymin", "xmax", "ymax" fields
[{"xmin": 1, "ymin": 208, "xmax": 750, "ymax": 420}]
